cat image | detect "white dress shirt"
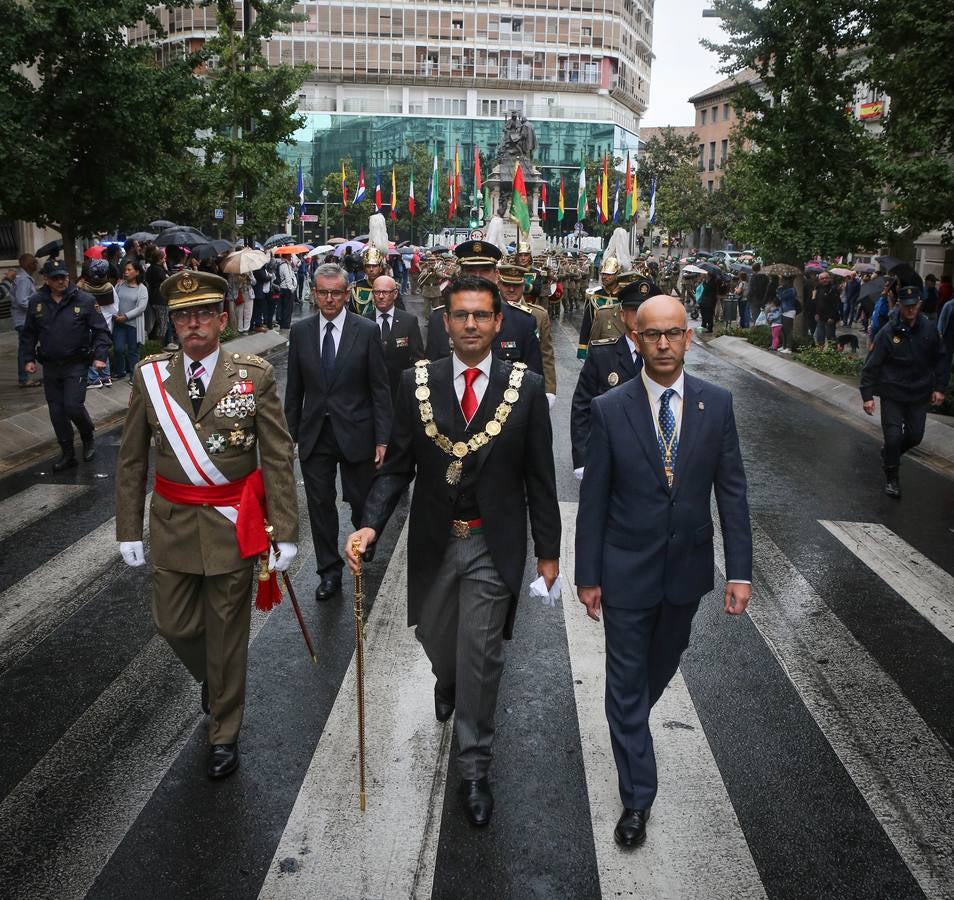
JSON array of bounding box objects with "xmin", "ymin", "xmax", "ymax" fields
[
  {"xmin": 182, "ymin": 347, "xmax": 219, "ymax": 389},
  {"xmin": 375, "ymin": 306, "xmax": 395, "ymax": 334},
  {"xmin": 625, "ymin": 334, "xmax": 639, "ymax": 365},
  {"xmin": 452, "ymin": 352, "xmax": 493, "ymax": 412},
  {"xmin": 319, "ymin": 306, "xmax": 348, "ymax": 355},
  {"xmin": 641, "ymin": 369, "xmax": 684, "ymax": 443}
]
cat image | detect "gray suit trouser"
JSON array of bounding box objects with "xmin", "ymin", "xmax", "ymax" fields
[{"xmin": 414, "ymin": 531, "xmax": 512, "ymax": 780}]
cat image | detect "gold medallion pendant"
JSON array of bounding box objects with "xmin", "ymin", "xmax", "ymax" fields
[{"xmin": 446, "ymin": 459, "xmax": 463, "ymax": 485}]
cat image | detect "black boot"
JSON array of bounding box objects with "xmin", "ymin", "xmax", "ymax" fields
[
  {"xmin": 883, "ymin": 466, "xmax": 901, "ymax": 498},
  {"xmin": 53, "ymin": 447, "xmax": 77, "ymax": 471}
]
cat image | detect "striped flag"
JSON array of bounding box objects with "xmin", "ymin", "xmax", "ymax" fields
[
  {"xmin": 557, "ymin": 176, "xmax": 565, "ymax": 222},
  {"xmin": 540, "ymin": 183, "xmax": 547, "ymax": 222},
  {"xmin": 390, "ymin": 168, "xmax": 398, "ymax": 220},
  {"xmin": 624, "ymin": 152, "xmax": 632, "ymax": 219},
  {"xmin": 408, "ymin": 169, "xmax": 415, "ymax": 218},
  {"xmin": 483, "ymin": 185, "xmax": 491, "ymax": 223},
  {"xmin": 596, "ymin": 177, "xmax": 603, "ymax": 224},
  {"xmin": 296, "ymin": 159, "xmax": 304, "ymax": 215},
  {"xmin": 454, "ymin": 144, "xmax": 461, "ymax": 218},
  {"xmin": 577, "ymin": 158, "xmax": 587, "ymax": 220},
  {"xmin": 354, "ymin": 168, "xmax": 366, "ymax": 204},
  {"xmin": 629, "ymin": 166, "xmax": 638, "ymax": 220},
  {"xmin": 510, "ymin": 162, "xmax": 531, "ymax": 234},
  {"xmin": 341, "ymin": 162, "xmax": 348, "ymax": 208},
  {"xmin": 374, "ymin": 172, "xmax": 382, "ymax": 212},
  {"xmin": 429, "ymin": 154, "xmax": 438, "ymax": 213},
  {"xmin": 599, "ymin": 155, "xmax": 609, "ymax": 224},
  {"xmin": 649, "ymin": 176, "xmax": 657, "ymax": 225},
  {"xmin": 474, "ymin": 146, "xmax": 482, "ymax": 209},
  {"xmin": 612, "ymin": 176, "xmax": 620, "ymax": 223}
]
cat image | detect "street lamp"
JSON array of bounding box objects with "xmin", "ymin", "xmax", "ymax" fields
[{"xmin": 322, "ymin": 189, "xmax": 329, "ymax": 244}]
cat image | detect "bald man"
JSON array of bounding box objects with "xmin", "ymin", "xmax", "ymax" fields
[
  {"xmin": 575, "ymin": 294, "xmax": 752, "ymax": 850},
  {"xmin": 367, "ymin": 274, "xmax": 424, "ymax": 402}
]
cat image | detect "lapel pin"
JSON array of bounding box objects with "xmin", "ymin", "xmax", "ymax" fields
[{"xmin": 698, "ymin": 401, "xmax": 705, "ymax": 410}]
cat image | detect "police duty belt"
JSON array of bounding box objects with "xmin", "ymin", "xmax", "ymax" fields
[{"xmin": 413, "ymin": 359, "xmax": 527, "ymax": 485}]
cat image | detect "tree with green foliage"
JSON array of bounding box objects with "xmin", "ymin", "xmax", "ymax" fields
[
  {"xmin": 198, "ymin": 0, "xmax": 309, "ymax": 240},
  {"xmin": 0, "ymin": 0, "xmax": 203, "ymax": 275},
  {"xmin": 636, "ymin": 127, "xmax": 700, "ymax": 200},
  {"xmin": 864, "ymin": 1, "xmax": 954, "ymax": 241},
  {"xmin": 654, "ymin": 161, "xmax": 712, "ymax": 245},
  {"xmin": 705, "ymin": 0, "xmax": 885, "ymax": 263}
]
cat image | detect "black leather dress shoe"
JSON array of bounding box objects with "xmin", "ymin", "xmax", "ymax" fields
[
  {"xmin": 201, "ymin": 680, "xmax": 210, "ymax": 715},
  {"xmin": 316, "ymin": 574, "xmax": 342, "ymax": 602},
  {"xmin": 614, "ymin": 808, "xmax": 650, "ymax": 848},
  {"xmin": 52, "ymin": 452, "xmax": 77, "ymax": 472},
  {"xmin": 82, "ymin": 439, "xmax": 96, "ymax": 462},
  {"xmin": 208, "ymin": 743, "xmax": 239, "ymax": 779},
  {"xmin": 459, "ymin": 777, "xmax": 493, "ymax": 826},
  {"xmin": 434, "ymin": 684, "xmax": 455, "ymax": 723}
]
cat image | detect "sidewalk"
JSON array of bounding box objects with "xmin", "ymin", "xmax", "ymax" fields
[
  {"xmin": 0, "ymin": 329, "xmax": 289, "ymax": 475},
  {"xmin": 708, "ymin": 335, "xmax": 954, "ymax": 469}
]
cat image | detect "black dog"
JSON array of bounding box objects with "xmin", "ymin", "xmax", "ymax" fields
[{"xmin": 836, "ymin": 333, "xmax": 859, "ymax": 352}]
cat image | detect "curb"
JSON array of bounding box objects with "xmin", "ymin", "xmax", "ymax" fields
[
  {"xmin": 0, "ymin": 330, "xmax": 289, "ymax": 476},
  {"xmin": 706, "ymin": 335, "xmax": 954, "ymax": 470}
]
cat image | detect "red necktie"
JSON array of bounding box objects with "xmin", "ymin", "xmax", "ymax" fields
[{"xmin": 461, "ymin": 367, "xmax": 480, "ymax": 424}]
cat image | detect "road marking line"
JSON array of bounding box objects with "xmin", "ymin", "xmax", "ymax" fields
[
  {"xmin": 259, "ymin": 520, "xmax": 451, "ymax": 900},
  {"xmin": 713, "ymin": 516, "xmax": 954, "ymax": 900},
  {"xmin": 0, "ymin": 484, "xmax": 88, "ymax": 543},
  {"xmin": 559, "ymin": 501, "xmax": 766, "ymax": 899},
  {"xmin": 819, "ymin": 520, "xmax": 954, "ymax": 645}
]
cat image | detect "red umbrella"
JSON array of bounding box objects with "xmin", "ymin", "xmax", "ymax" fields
[{"xmin": 83, "ymin": 245, "xmax": 106, "ymax": 259}]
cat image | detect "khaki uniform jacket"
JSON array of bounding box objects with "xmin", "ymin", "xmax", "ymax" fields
[
  {"xmin": 510, "ymin": 300, "xmax": 556, "ymax": 394},
  {"xmin": 115, "ymin": 349, "xmax": 299, "ymax": 575},
  {"xmin": 588, "ymin": 306, "xmax": 627, "ymax": 345}
]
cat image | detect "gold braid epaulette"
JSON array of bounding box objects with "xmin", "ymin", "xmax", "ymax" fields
[{"xmin": 413, "ymin": 359, "xmax": 527, "ymax": 485}]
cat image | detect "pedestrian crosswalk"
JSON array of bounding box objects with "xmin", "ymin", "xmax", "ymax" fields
[{"xmin": 0, "ymin": 465, "xmax": 952, "ymax": 898}]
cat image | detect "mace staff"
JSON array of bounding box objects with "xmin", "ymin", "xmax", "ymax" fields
[{"xmin": 351, "ymin": 537, "xmax": 368, "ymax": 811}]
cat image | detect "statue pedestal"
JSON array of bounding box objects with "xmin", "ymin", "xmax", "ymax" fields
[{"xmin": 487, "ymin": 158, "xmax": 547, "ymax": 254}]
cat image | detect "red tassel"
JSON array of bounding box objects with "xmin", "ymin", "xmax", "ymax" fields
[{"xmin": 255, "ymin": 554, "xmax": 283, "ymax": 612}]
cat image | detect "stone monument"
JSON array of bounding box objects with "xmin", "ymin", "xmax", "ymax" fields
[{"xmin": 485, "ymin": 112, "xmax": 547, "ymax": 253}]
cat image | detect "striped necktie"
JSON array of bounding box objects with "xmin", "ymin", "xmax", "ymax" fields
[{"xmin": 189, "ymin": 360, "xmax": 206, "ymax": 416}]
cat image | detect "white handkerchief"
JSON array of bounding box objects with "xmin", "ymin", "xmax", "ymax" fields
[{"xmin": 529, "ymin": 574, "xmax": 562, "ymax": 607}]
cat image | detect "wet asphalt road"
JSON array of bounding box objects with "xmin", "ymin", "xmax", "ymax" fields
[{"xmin": 0, "ymin": 298, "xmax": 952, "ymax": 899}]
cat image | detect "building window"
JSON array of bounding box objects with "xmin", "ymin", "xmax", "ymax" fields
[
  {"xmin": 700, "ymin": 109, "xmax": 707, "ymax": 126},
  {"xmin": 698, "ymin": 144, "xmax": 704, "ymax": 171},
  {"xmin": 720, "ymin": 139, "xmax": 728, "ymax": 166},
  {"xmin": 707, "ymin": 180, "xmax": 714, "ymax": 192},
  {"xmin": 582, "ymin": 26, "xmax": 591, "ymax": 37},
  {"xmin": 711, "ymin": 106, "xmax": 718, "ymax": 121},
  {"xmin": 723, "ymin": 103, "xmax": 731, "ymax": 121},
  {"xmin": 708, "ymin": 141, "xmax": 716, "ymax": 171}
]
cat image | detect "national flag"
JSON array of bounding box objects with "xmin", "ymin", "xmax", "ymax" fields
[
  {"xmin": 374, "ymin": 172, "xmax": 382, "ymax": 212},
  {"xmin": 649, "ymin": 176, "xmax": 657, "ymax": 225},
  {"xmin": 540, "ymin": 183, "xmax": 547, "ymax": 222},
  {"xmin": 429, "ymin": 154, "xmax": 439, "ymax": 213},
  {"xmin": 354, "ymin": 167, "xmax": 367, "ymax": 204},
  {"xmin": 510, "ymin": 161, "xmax": 531, "ymax": 235},
  {"xmin": 600, "ymin": 155, "xmax": 609, "ymax": 224},
  {"xmin": 557, "ymin": 176, "xmax": 565, "ymax": 222},
  {"xmin": 390, "ymin": 167, "xmax": 398, "ymax": 220},
  {"xmin": 612, "ymin": 176, "xmax": 620, "ymax": 223},
  {"xmin": 624, "ymin": 152, "xmax": 632, "ymax": 218},
  {"xmin": 341, "ymin": 162, "xmax": 348, "ymax": 208},
  {"xmin": 447, "ymin": 169, "xmax": 455, "ymax": 218},
  {"xmin": 454, "ymin": 144, "xmax": 461, "ymax": 219},
  {"xmin": 296, "ymin": 159, "xmax": 304, "ymax": 215},
  {"xmin": 629, "ymin": 167, "xmax": 638, "ymax": 220},
  {"xmin": 577, "ymin": 158, "xmax": 587, "ymax": 220},
  {"xmin": 408, "ymin": 169, "xmax": 415, "ymax": 218},
  {"xmin": 596, "ymin": 177, "xmax": 603, "ymax": 224},
  {"xmin": 483, "ymin": 185, "xmax": 491, "ymax": 223},
  {"xmin": 474, "ymin": 146, "xmax": 482, "ymax": 200}
]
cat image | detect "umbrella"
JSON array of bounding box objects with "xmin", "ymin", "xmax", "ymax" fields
[
  {"xmin": 853, "ymin": 262, "xmax": 877, "ymax": 274},
  {"xmin": 273, "ymin": 244, "xmax": 311, "ymax": 256},
  {"xmin": 804, "ymin": 261, "xmax": 826, "ymax": 273},
  {"xmin": 731, "ymin": 263, "xmax": 754, "ymax": 275},
  {"xmin": 333, "ymin": 240, "xmax": 366, "ymax": 257},
  {"xmin": 697, "ymin": 260, "xmax": 724, "ymax": 275},
  {"xmin": 155, "ymin": 229, "xmax": 211, "ymax": 248},
  {"xmin": 353, "ymin": 234, "xmax": 370, "ymax": 242},
  {"xmin": 191, "ymin": 243, "xmax": 223, "ymax": 261},
  {"xmin": 83, "ymin": 245, "xmax": 107, "ymax": 259},
  {"xmin": 682, "ymin": 264, "xmax": 709, "ymax": 275},
  {"xmin": 327, "ymin": 237, "xmax": 347, "ymax": 245},
  {"xmin": 762, "ymin": 263, "xmax": 801, "ymax": 277},
  {"xmin": 126, "ymin": 231, "xmax": 158, "ymax": 242},
  {"xmin": 859, "ymin": 276, "xmax": 886, "ymax": 302},
  {"xmin": 263, "ymin": 233, "xmax": 295, "ymax": 249},
  {"xmin": 306, "ymin": 244, "xmax": 334, "ymax": 258},
  {"xmin": 693, "ymin": 250, "xmax": 713, "ymax": 258},
  {"xmin": 830, "ymin": 267, "xmax": 853, "ymax": 277},
  {"xmin": 875, "ymin": 256, "xmax": 909, "ymax": 274},
  {"xmin": 35, "ymin": 239, "xmax": 64, "ymax": 258},
  {"xmin": 148, "ymin": 220, "xmax": 177, "ymax": 231},
  {"xmin": 222, "ymin": 247, "xmax": 269, "ymax": 275}
]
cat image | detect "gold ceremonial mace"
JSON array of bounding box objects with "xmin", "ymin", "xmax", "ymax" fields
[{"xmin": 351, "ymin": 538, "xmax": 368, "ymax": 811}]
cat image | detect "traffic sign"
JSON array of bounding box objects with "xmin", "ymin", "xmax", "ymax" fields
[
  {"xmin": 469, "ymin": 229, "xmax": 484, "ymax": 239},
  {"xmin": 213, "ymin": 208, "xmax": 224, "ymax": 220},
  {"xmin": 300, "ymin": 214, "xmax": 319, "ymax": 222}
]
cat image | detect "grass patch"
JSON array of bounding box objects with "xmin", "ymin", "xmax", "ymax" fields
[{"xmin": 794, "ymin": 344, "xmax": 865, "ymax": 377}]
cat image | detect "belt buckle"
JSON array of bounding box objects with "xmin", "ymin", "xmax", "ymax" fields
[{"xmin": 451, "ymin": 519, "xmax": 470, "ymax": 539}]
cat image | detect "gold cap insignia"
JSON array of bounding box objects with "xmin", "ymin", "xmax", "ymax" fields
[{"xmin": 473, "ymin": 242, "xmax": 482, "ymax": 253}]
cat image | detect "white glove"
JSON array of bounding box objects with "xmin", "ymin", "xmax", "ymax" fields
[
  {"xmin": 119, "ymin": 540, "xmax": 146, "ymax": 567},
  {"xmin": 268, "ymin": 542, "xmax": 298, "ymax": 573},
  {"xmin": 546, "ymin": 392, "xmax": 556, "ymax": 410},
  {"xmin": 573, "ymin": 467, "xmax": 585, "ymax": 481}
]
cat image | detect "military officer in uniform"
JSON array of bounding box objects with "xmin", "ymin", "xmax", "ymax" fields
[
  {"xmin": 588, "ymin": 270, "xmax": 660, "ymax": 344},
  {"xmin": 115, "ymin": 269, "xmax": 299, "ymax": 780},
  {"xmin": 571, "ymin": 278, "xmax": 655, "ymax": 478},
  {"xmin": 497, "ymin": 261, "xmax": 556, "ymax": 407},
  {"xmin": 424, "ymin": 240, "xmax": 543, "ymax": 378},
  {"xmin": 578, "ymin": 254, "xmax": 623, "ymax": 358},
  {"xmin": 351, "ymin": 246, "xmax": 405, "ymax": 317}
]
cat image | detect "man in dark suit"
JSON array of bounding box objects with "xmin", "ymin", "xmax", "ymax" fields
[
  {"xmin": 285, "ymin": 263, "xmax": 392, "ymax": 601},
  {"xmin": 424, "ymin": 240, "xmax": 544, "ymax": 378},
  {"xmin": 366, "ymin": 274, "xmax": 425, "ymax": 401},
  {"xmin": 570, "ymin": 277, "xmax": 659, "ymax": 478},
  {"xmin": 575, "ymin": 293, "xmax": 752, "ymax": 849},
  {"xmin": 346, "ymin": 275, "xmax": 560, "ymax": 828}
]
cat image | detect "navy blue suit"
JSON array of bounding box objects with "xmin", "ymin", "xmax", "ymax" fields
[{"xmin": 575, "ymin": 371, "xmax": 751, "ymax": 809}]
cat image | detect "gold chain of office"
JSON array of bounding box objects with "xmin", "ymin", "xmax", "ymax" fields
[{"xmin": 413, "ymin": 359, "xmax": 527, "ymax": 485}]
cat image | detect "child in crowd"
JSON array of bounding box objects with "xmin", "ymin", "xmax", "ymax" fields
[{"xmin": 765, "ymin": 297, "xmax": 782, "ymax": 350}]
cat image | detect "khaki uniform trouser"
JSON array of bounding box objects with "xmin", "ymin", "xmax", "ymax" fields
[{"xmin": 153, "ymin": 566, "xmax": 253, "ymax": 744}]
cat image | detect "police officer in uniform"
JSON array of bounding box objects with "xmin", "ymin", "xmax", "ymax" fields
[
  {"xmin": 115, "ymin": 270, "xmax": 299, "ymax": 779},
  {"xmin": 571, "ymin": 278, "xmax": 656, "ymax": 478},
  {"xmin": 860, "ymin": 283, "xmax": 950, "ymax": 498},
  {"xmin": 425, "ymin": 240, "xmax": 543, "ymax": 377},
  {"xmin": 497, "ymin": 261, "xmax": 556, "ymax": 406},
  {"xmin": 578, "ymin": 254, "xmax": 623, "ymax": 358},
  {"xmin": 19, "ymin": 259, "xmax": 111, "ymax": 470}
]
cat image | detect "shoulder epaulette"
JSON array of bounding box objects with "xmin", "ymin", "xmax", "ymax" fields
[
  {"xmin": 140, "ymin": 351, "xmax": 173, "ymax": 363},
  {"xmin": 228, "ymin": 352, "xmax": 268, "ymax": 367},
  {"xmin": 589, "ymin": 337, "xmax": 620, "ymax": 347}
]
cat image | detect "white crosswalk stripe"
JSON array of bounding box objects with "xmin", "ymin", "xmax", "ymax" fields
[
  {"xmin": 0, "ymin": 484, "xmax": 88, "ymax": 543},
  {"xmin": 714, "ymin": 515, "xmax": 954, "ymax": 900},
  {"xmin": 819, "ymin": 520, "xmax": 954, "ymax": 645}
]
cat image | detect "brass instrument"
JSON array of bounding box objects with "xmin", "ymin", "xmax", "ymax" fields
[{"xmin": 351, "ymin": 538, "xmax": 368, "ymax": 811}]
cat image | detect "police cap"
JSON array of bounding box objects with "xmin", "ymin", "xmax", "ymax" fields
[
  {"xmin": 160, "ymin": 269, "xmax": 228, "ymax": 310},
  {"xmin": 455, "ymin": 240, "xmax": 502, "ymax": 268},
  {"xmin": 618, "ymin": 276, "xmax": 660, "ymax": 308},
  {"xmin": 898, "ymin": 284, "xmax": 922, "ymax": 306}
]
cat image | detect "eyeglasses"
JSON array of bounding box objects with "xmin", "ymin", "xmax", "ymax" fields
[
  {"xmin": 314, "ymin": 289, "xmax": 348, "ymax": 300},
  {"xmin": 372, "ymin": 289, "xmax": 398, "ymax": 297},
  {"xmin": 448, "ymin": 310, "xmax": 496, "ymax": 323},
  {"xmin": 171, "ymin": 308, "xmax": 219, "ymax": 324},
  {"xmin": 637, "ymin": 327, "xmax": 689, "ymax": 343}
]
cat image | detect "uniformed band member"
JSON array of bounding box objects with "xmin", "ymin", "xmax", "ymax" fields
[
  {"xmin": 860, "ymin": 284, "xmax": 951, "ymax": 498},
  {"xmin": 19, "ymin": 259, "xmax": 111, "ymax": 471},
  {"xmin": 424, "ymin": 240, "xmax": 544, "ymax": 378},
  {"xmin": 346, "ymin": 274, "xmax": 560, "ymax": 828},
  {"xmin": 514, "ymin": 242, "xmax": 545, "ymax": 298},
  {"xmin": 115, "ymin": 269, "xmax": 299, "ymax": 779},
  {"xmin": 349, "ymin": 247, "xmax": 388, "ymax": 318},
  {"xmin": 571, "ymin": 278, "xmax": 659, "ymax": 479},
  {"xmin": 497, "ymin": 262, "xmax": 556, "ymax": 405},
  {"xmin": 578, "ymin": 254, "xmax": 623, "ymax": 358}
]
